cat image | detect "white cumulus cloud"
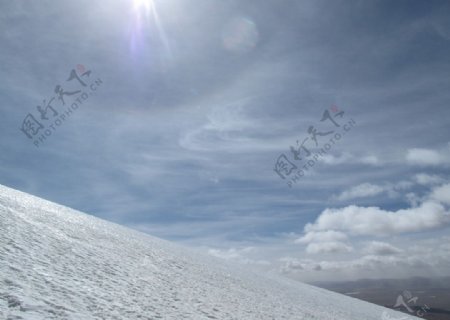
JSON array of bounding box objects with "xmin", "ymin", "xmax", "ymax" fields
[{"xmin": 305, "ymin": 201, "xmax": 450, "ymax": 236}]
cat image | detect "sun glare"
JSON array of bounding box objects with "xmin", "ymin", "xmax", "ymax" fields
[
  {"xmin": 129, "ymin": 0, "xmax": 172, "ymax": 61},
  {"xmin": 133, "ymin": 0, "xmax": 154, "ymax": 16}
]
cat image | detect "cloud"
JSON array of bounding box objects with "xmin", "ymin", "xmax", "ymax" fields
[
  {"xmin": 406, "ymin": 148, "xmax": 449, "ymax": 166},
  {"xmin": 297, "ymin": 231, "xmax": 352, "ymax": 255},
  {"xmin": 279, "ymin": 237, "xmax": 450, "ymax": 282},
  {"xmin": 281, "ymin": 236, "xmax": 450, "ymax": 281},
  {"xmin": 333, "ymin": 183, "xmax": 385, "ymax": 201},
  {"xmin": 321, "ymin": 153, "xmax": 380, "ymax": 166},
  {"xmin": 414, "ymin": 173, "xmax": 445, "ymax": 186},
  {"xmin": 360, "ymin": 155, "xmax": 381, "ymax": 166},
  {"xmin": 281, "ymin": 254, "xmax": 427, "ymax": 275},
  {"xmin": 295, "ymin": 230, "xmax": 348, "ymax": 244},
  {"xmin": 405, "ymin": 192, "xmax": 421, "ymax": 207},
  {"xmin": 208, "ymin": 247, "xmax": 253, "ymax": 259},
  {"xmin": 306, "ymin": 241, "xmax": 353, "ymax": 254},
  {"xmin": 331, "ymin": 174, "xmax": 444, "ymax": 204},
  {"xmin": 393, "ymin": 180, "xmax": 414, "ymax": 190},
  {"xmin": 207, "ymin": 247, "xmax": 270, "ymax": 265},
  {"xmin": 363, "ymin": 241, "xmax": 402, "ymax": 256},
  {"xmin": 430, "ymin": 183, "xmax": 450, "ymax": 206},
  {"xmin": 280, "ymin": 258, "xmax": 322, "ymax": 272},
  {"xmin": 305, "ymin": 201, "xmax": 450, "ymax": 236}
]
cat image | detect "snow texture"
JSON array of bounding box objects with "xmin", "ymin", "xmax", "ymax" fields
[{"xmin": 0, "ymin": 185, "xmax": 419, "ymax": 320}]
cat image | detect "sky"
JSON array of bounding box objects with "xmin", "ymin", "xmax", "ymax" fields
[{"xmin": 1, "ymin": 0, "xmax": 450, "ymax": 283}]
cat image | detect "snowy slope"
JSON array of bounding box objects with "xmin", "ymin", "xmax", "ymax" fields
[{"xmin": 0, "ymin": 184, "xmax": 418, "ymax": 320}]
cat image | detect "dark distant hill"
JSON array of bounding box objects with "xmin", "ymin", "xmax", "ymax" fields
[{"xmin": 312, "ymin": 277, "xmax": 450, "ymax": 320}]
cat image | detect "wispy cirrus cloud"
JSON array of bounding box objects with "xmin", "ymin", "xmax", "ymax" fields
[{"xmin": 333, "ymin": 183, "xmax": 385, "ymax": 201}]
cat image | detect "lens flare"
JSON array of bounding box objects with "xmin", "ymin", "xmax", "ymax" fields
[{"xmin": 222, "ymin": 17, "xmax": 259, "ymax": 53}]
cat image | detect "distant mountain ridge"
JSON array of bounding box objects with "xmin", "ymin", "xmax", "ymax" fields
[
  {"xmin": 313, "ymin": 276, "xmax": 450, "ymax": 291},
  {"xmin": 313, "ymin": 277, "xmax": 450, "ymax": 320}
]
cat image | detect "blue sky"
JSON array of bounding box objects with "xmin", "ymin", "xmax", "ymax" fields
[{"xmin": 1, "ymin": 0, "xmax": 450, "ymax": 282}]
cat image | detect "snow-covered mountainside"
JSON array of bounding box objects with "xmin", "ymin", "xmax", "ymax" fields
[{"xmin": 0, "ymin": 184, "xmax": 417, "ymax": 320}]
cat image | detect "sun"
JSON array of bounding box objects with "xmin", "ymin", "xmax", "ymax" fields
[
  {"xmin": 132, "ymin": 0, "xmax": 154, "ymax": 16},
  {"xmin": 129, "ymin": 0, "xmax": 171, "ymax": 60}
]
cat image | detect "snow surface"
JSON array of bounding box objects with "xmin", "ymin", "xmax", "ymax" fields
[{"xmin": 0, "ymin": 184, "xmax": 419, "ymax": 320}]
